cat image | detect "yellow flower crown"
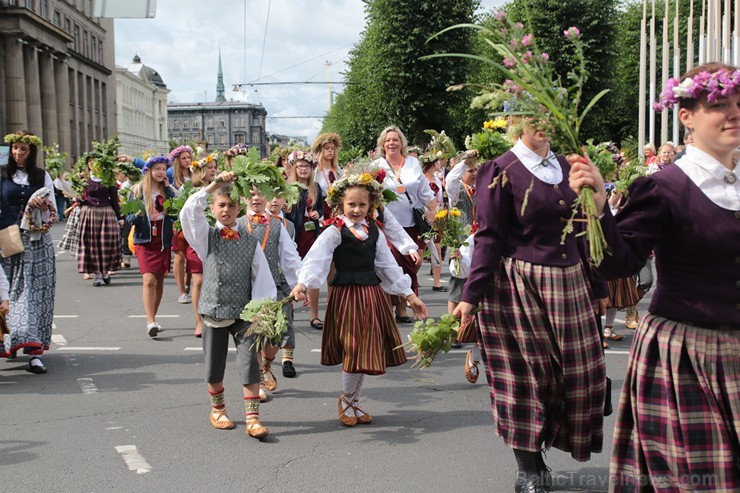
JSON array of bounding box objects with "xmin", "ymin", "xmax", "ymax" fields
[
  {"xmin": 326, "ymin": 171, "xmax": 385, "ymax": 212},
  {"xmin": 4, "ymin": 133, "xmax": 42, "ymax": 148},
  {"xmin": 190, "ymin": 151, "xmax": 220, "ymax": 172}
]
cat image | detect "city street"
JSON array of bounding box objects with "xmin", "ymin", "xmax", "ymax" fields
[{"xmin": 1, "ymin": 226, "xmax": 648, "ymax": 492}]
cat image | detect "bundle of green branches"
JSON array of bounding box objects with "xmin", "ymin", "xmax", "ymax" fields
[
  {"xmin": 230, "ymin": 147, "xmax": 301, "ymax": 207},
  {"xmin": 239, "ymin": 296, "xmax": 294, "ymax": 352},
  {"xmin": 119, "ymin": 197, "xmax": 146, "ymax": 216},
  {"xmin": 399, "ymin": 314, "xmax": 461, "ymax": 369},
  {"xmin": 43, "ymin": 143, "xmax": 67, "ymax": 180},
  {"xmin": 614, "ymin": 160, "xmax": 647, "ymax": 196}
]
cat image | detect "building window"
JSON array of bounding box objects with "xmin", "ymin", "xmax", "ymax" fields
[
  {"xmin": 183, "ymin": 121, "xmax": 189, "ymax": 129},
  {"xmin": 41, "ymin": 0, "xmax": 47, "ymax": 17},
  {"xmin": 90, "ymin": 35, "xmax": 96, "ymax": 62},
  {"xmin": 219, "ymin": 119, "xmax": 225, "ymax": 128},
  {"xmin": 207, "ymin": 118, "xmax": 213, "ymax": 129},
  {"xmin": 74, "ymin": 25, "xmax": 80, "ymax": 52},
  {"xmin": 219, "ymin": 134, "xmax": 226, "ymax": 145},
  {"xmin": 174, "ymin": 121, "xmax": 179, "ymax": 129},
  {"xmin": 64, "ymin": 17, "xmax": 71, "ymax": 33},
  {"xmin": 193, "ymin": 120, "xmax": 199, "ymax": 129},
  {"xmin": 53, "ymin": 11, "xmax": 60, "ymax": 26},
  {"xmin": 235, "ymin": 133, "xmax": 245, "ymax": 144},
  {"xmin": 252, "ymin": 131, "xmax": 260, "ymax": 144}
]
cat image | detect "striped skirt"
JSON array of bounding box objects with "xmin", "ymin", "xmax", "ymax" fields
[
  {"xmin": 0, "ymin": 232, "xmax": 55, "ymax": 356},
  {"xmin": 609, "ymin": 315, "xmax": 740, "ymax": 492},
  {"xmin": 321, "ymin": 284, "xmax": 407, "ymax": 375},
  {"xmin": 479, "ymin": 258, "xmax": 606, "ymax": 461},
  {"xmin": 456, "ymin": 316, "xmax": 479, "ymax": 343},
  {"xmin": 76, "ymin": 205, "xmax": 121, "ymax": 274},
  {"xmin": 58, "ymin": 204, "xmax": 82, "ymax": 257},
  {"xmin": 606, "ymin": 277, "xmax": 640, "ymax": 309}
]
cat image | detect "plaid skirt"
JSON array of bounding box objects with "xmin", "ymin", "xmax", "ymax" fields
[
  {"xmin": 76, "ymin": 205, "xmax": 121, "ymax": 274},
  {"xmin": 479, "ymin": 258, "xmax": 606, "ymax": 461},
  {"xmin": 321, "ymin": 284, "xmax": 407, "ymax": 375},
  {"xmin": 609, "ymin": 315, "xmax": 740, "ymax": 492},
  {"xmin": 606, "ymin": 277, "xmax": 640, "ymax": 309},
  {"xmin": 58, "ymin": 204, "xmax": 82, "ymax": 257},
  {"xmin": 0, "ymin": 232, "xmax": 55, "ymax": 356}
]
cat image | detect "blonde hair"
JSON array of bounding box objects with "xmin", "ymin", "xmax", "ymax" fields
[
  {"xmin": 287, "ymin": 161, "xmax": 319, "ymax": 211},
  {"xmin": 190, "ymin": 165, "xmax": 212, "ymax": 188},
  {"xmin": 172, "ymin": 151, "xmax": 191, "ymax": 188},
  {"xmin": 376, "ymin": 125, "xmax": 408, "ymax": 158},
  {"xmin": 131, "ymin": 166, "xmax": 168, "ymax": 217},
  {"xmin": 311, "ymin": 133, "xmax": 342, "ymax": 169}
]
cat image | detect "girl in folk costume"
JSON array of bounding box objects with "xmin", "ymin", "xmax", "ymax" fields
[
  {"xmin": 454, "ymin": 120, "xmax": 608, "ymax": 493},
  {"xmin": 290, "ymin": 171, "xmax": 428, "ymax": 427},
  {"xmin": 125, "ymin": 155, "xmax": 178, "ymax": 338},
  {"xmin": 285, "ymin": 150, "xmax": 325, "ymax": 330},
  {"xmin": 186, "ymin": 152, "xmax": 219, "ymax": 338},
  {"xmin": 421, "ymin": 153, "xmax": 447, "ymax": 292},
  {"xmin": 74, "ymin": 153, "xmax": 123, "ymax": 287},
  {"xmin": 238, "ymin": 189, "xmax": 302, "ymax": 397},
  {"xmin": 0, "ymin": 131, "xmax": 57, "ymax": 373},
  {"xmin": 168, "ymin": 145, "xmax": 194, "ymax": 305},
  {"xmin": 570, "ymin": 62, "xmax": 740, "ymax": 492},
  {"xmin": 312, "ymin": 132, "xmax": 343, "ymax": 207}
]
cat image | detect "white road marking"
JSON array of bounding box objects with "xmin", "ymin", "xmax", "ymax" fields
[
  {"xmin": 52, "ymin": 322, "xmax": 57, "ymax": 330},
  {"xmin": 51, "ymin": 334, "xmax": 67, "ymax": 345},
  {"xmin": 184, "ymin": 347, "xmax": 234, "ymax": 352},
  {"xmin": 53, "ymin": 315, "xmax": 79, "ymax": 318},
  {"xmin": 57, "ymin": 347, "xmax": 121, "ymax": 351},
  {"xmin": 128, "ymin": 315, "xmax": 180, "ymax": 318},
  {"xmin": 77, "ymin": 378, "xmax": 98, "ymax": 394},
  {"xmin": 106, "ymin": 426, "xmax": 123, "ymax": 430},
  {"xmin": 115, "ymin": 445, "xmax": 151, "ymax": 474},
  {"xmin": 604, "ymin": 349, "xmax": 631, "ymax": 355}
]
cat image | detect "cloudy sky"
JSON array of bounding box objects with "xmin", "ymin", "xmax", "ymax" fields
[{"xmin": 115, "ymin": 0, "xmax": 504, "ymax": 144}]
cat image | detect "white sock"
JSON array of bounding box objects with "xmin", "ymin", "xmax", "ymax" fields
[{"xmin": 341, "ymin": 371, "xmax": 362, "ymax": 417}]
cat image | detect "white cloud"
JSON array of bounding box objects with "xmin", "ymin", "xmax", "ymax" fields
[{"xmin": 115, "ymin": 0, "xmax": 504, "ymax": 144}]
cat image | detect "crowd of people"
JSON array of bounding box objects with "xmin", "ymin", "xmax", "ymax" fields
[{"xmin": 1, "ymin": 61, "xmax": 737, "ymax": 492}]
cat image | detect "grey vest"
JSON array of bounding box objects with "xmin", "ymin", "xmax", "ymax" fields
[
  {"xmin": 238, "ymin": 216, "xmax": 287, "ymax": 293},
  {"xmin": 199, "ymin": 223, "xmax": 258, "ymax": 320},
  {"xmin": 456, "ymin": 185, "xmax": 476, "ymax": 226}
]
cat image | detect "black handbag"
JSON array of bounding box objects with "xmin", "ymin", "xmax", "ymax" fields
[{"xmin": 404, "ymin": 190, "xmax": 430, "ymax": 234}]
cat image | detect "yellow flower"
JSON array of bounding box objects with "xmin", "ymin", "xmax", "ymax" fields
[
  {"xmin": 492, "ymin": 117, "xmax": 507, "ymax": 129},
  {"xmin": 359, "ymin": 173, "xmax": 373, "ymax": 185},
  {"xmin": 483, "ymin": 120, "xmax": 495, "ymax": 130},
  {"xmin": 435, "ymin": 209, "xmax": 448, "ymax": 220},
  {"xmin": 449, "ymin": 208, "xmax": 461, "ymax": 217}
]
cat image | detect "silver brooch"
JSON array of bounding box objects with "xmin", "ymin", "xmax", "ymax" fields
[{"xmin": 724, "ymin": 172, "xmax": 737, "ymax": 184}]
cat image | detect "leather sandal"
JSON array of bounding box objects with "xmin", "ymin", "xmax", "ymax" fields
[
  {"xmin": 246, "ymin": 418, "xmax": 269, "ymax": 438},
  {"xmin": 209, "ymin": 409, "xmax": 235, "ymax": 430},
  {"xmin": 260, "ymin": 360, "xmax": 278, "ymax": 391},
  {"xmin": 352, "ymin": 401, "xmax": 372, "ymax": 424},
  {"xmin": 464, "ymin": 350, "xmax": 479, "ymax": 384},
  {"xmin": 603, "ymin": 327, "xmax": 624, "ymax": 341},
  {"xmin": 310, "ymin": 318, "xmax": 324, "ymax": 330},
  {"xmin": 338, "ymin": 395, "xmax": 357, "ymax": 427}
]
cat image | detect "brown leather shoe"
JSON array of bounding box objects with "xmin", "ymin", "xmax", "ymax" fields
[
  {"xmin": 209, "ymin": 409, "xmax": 235, "ymax": 430},
  {"xmin": 353, "ymin": 401, "xmax": 372, "ymax": 424},
  {"xmin": 338, "ymin": 396, "xmax": 357, "ymax": 427},
  {"xmin": 246, "ymin": 418, "xmax": 269, "ymax": 438},
  {"xmin": 464, "ymin": 350, "xmax": 480, "ymax": 384},
  {"xmin": 259, "ymin": 386, "xmax": 268, "ymax": 402},
  {"xmin": 261, "ymin": 361, "xmax": 278, "ymax": 391}
]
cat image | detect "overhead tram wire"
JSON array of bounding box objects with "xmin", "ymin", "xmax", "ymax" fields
[
  {"xmin": 246, "ymin": 43, "xmax": 354, "ymax": 85},
  {"xmin": 252, "ymin": 0, "xmax": 272, "ymax": 104}
]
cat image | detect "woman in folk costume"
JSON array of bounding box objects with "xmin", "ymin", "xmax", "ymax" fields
[
  {"xmin": 74, "ymin": 153, "xmax": 123, "ymax": 287},
  {"xmin": 312, "ymin": 132, "xmax": 343, "ymax": 207},
  {"xmin": 570, "ymin": 62, "xmax": 740, "ymax": 492},
  {"xmin": 168, "ymin": 145, "xmax": 194, "ymax": 304},
  {"xmin": 454, "ymin": 119, "xmax": 608, "ymax": 493},
  {"xmin": 0, "ymin": 131, "xmax": 57, "ymax": 373},
  {"xmin": 290, "ymin": 169, "xmax": 427, "ymax": 426},
  {"xmin": 125, "ymin": 155, "xmax": 178, "ymax": 338}
]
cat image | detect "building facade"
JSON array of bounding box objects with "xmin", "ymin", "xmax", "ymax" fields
[
  {"xmin": 115, "ymin": 55, "xmax": 169, "ymax": 157},
  {"xmin": 0, "ymin": 0, "xmax": 117, "ymax": 164}
]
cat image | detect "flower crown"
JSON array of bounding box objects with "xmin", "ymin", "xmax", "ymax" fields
[
  {"xmin": 288, "ymin": 150, "xmax": 318, "ymax": 167},
  {"xmin": 654, "ymin": 68, "xmax": 740, "ymax": 111},
  {"xmin": 326, "ymin": 167, "xmax": 387, "ymax": 211},
  {"xmin": 143, "ymin": 155, "xmax": 171, "ymax": 173},
  {"xmin": 190, "ymin": 151, "xmax": 220, "ymax": 171},
  {"xmin": 407, "ymin": 145, "xmax": 423, "ymax": 155},
  {"xmin": 225, "ymin": 143, "xmax": 249, "ymax": 158},
  {"xmin": 169, "ymin": 145, "xmax": 193, "ymax": 161},
  {"xmin": 424, "ymin": 129, "xmax": 457, "ymax": 160},
  {"xmin": 4, "ymin": 133, "xmax": 42, "ymax": 148}
]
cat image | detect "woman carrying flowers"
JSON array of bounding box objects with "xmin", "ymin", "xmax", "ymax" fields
[
  {"xmin": 290, "ymin": 169, "xmax": 427, "ymax": 426},
  {"xmin": 0, "ymin": 131, "xmax": 57, "ymax": 373},
  {"xmin": 570, "ymin": 62, "xmax": 740, "ymax": 492},
  {"xmin": 125, "ymin": 155, "xmax": 178, "ymax": 338},
  {"xmin": 169, "ymin": 145, "xmax": 194, "ymax": 304}
]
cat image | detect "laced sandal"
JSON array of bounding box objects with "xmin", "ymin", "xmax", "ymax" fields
[
  {"xmin": 352, "ymin": 401, "xmax": 372, "ymax": 424},
  {"xmin": 246, "ymin": 418, "xmax": 269, "ymax": 438},
  {"xmin": 209, "ymin": 409, "xmax": 235, "ymax": 430},
  {"xmin": 625, "ymin": 307, "xmax": 639, "ymax": 329},
  {"xmin": 258, "ymin": 385, "xmax": 268, "ymax": 403},
  {"xmin": 464, "ymin": 350, "xmax": 480, "ymax": 384},
  {"xmin": 603, "ymin": 327, "xmax": 624, "ymax": 341},
  {"xmin": 260, "ymin": 359, "xmax": 278, "ymax": 391},
  {"xmin": 338, "ymin": 395, "xmax": 357, "ymax": 427}
]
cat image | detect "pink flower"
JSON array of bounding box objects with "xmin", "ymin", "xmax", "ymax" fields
[
  {"xmin": 564, "ymin": 26, "xmax": 581, "ymax": 39},
  {"xmin": 509, "ymin": 38, "xmax": 519, "ymax": 48},
  {"xmin": 494, "ymin": 10, "xmax": 506, "ymax": 20},
  {"xmin": 541, "ymin": 52, "xmax": 550, "ymax": 62},
  {"xmin": 515, "ymin": 22, "xmax": 524, "ymax": 29},
  {"xmin": 503, "ymin": 56, "xmax": 517, "ymax": 69},
  {"xmin": 521, "ymin": 34, "xmax": 533, "ymax": 47}
]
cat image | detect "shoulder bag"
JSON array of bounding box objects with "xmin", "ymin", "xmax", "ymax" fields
[{"xmin": 0, "ymin": 167, "xmax": 25, "ymax": 258}]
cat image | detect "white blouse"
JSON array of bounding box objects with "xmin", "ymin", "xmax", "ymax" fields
[
  {"xmin": 297, "ymin": 214, "xmax": 413, "ymax": 297},
  {"xmin": 379, "ymin": 207, "xmax": 418, "ymax": 255},
  {"xmin": 511, "ymin": 138, "xmax": 563, "ymax": 185},
  {"xmin": 12, "ymin": 169, "xmax": 54, "ymax": 190},
  {"xmin": 314, "ymin": 165, "xmax": 343, "ymax": 198},
  {"xmin": 445, "ymin": 159, "xmax": 468, "ymax": 206},
  {"xmin": 244, "ymin": 209, "xmax": 302, "ymax": 288},
  {"xmin": 373, "ymin": 156, "xmax": 435, "ymax": 227},
  {"xmin": 674, "ymin": 145, "xmax": 740, "ymax": 211},
  {"xmin": 449, "ymin": 233, "xmax": 475, "ymax": 279}
]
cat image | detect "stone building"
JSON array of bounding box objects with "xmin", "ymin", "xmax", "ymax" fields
[
  {"xmin": 0, "ymin": 0, "xmax": 117, "ymax": 163},
  {"xmin": 115, "ymin": 55, "xmax": 169, "ymax": 157},
  {"xmin": 167, "ymin": 51, "xmax": 268, "ymax": 157}
]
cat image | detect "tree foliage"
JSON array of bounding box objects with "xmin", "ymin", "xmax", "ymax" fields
[{"xmin": 322, "ymin": 0, "xmax": 480, "ymax": 154}]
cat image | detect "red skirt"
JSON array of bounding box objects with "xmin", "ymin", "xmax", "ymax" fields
[
  {"xmin": 185, "ymin": 244, "xmax": 203, "ymax": 274},
  {"xmin": 390, "ymin": 226, "xmax": 425, "ymax": 295},
  {"xmin": 297, "ymin": 218, "xmax": 318, "ymax": 258},
  {"xmin": 321, "ymin": 284, "xmax": 407, "ymax": 375},
  {"xmin": 171, "ymin": 230, "xmax": 187, "ymax": 253},
  {"xmin": 136, "ymin": 220, "xmax": 171, "ymax": 275}
]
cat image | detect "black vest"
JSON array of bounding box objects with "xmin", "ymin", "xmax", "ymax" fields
[
  {"xmin": 330, "ymin": 222, "xmax": 381, "ymax": 286},
  {"xmin": 0, "ymin": 174, "xmax": 44, "ymax": 229}
]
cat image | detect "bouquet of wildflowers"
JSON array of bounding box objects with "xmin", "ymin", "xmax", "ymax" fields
[
  {"xmin": 399, "ymin": 314, "xmax": 461, "ymax": 369},
  {"xmin": 239, "ymin": 296, "xmax": 295, "ymax": 352},
  {"xmin": 465, "ymin": 117, "xmax": 513, "ymax": 160},
  {"xmin": 428, "ymin": 13, "xmax": 610, "ymax": 265},
  {"xmin": 424, "ymin": 208, "xmax": 470, "ymax": 277}
]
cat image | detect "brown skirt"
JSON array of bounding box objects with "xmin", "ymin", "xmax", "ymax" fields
[
  {"xmin": 606, "ymin": 277, "xmax": 640, "ymax": 309},
  {"xmin": 321, "ymin": 284, "xmax": 407, "ymax": 375}
]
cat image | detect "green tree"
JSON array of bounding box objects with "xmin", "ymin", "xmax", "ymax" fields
[{"xmin": 323, "ymin": 0, "xmax": 480, "ymax": 153}]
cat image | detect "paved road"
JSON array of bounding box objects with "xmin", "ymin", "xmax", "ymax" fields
[{"xmin": 1, "ymin": 226, "xmax": 649, "ymax": 492}]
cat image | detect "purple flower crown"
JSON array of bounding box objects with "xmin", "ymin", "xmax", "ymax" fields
[
  {"xmin": 654, "ymin": 69, "xmax": 740, "ymax": 111},
  {"xmin": 225, "ymin": 143, "xmax": 249, "ymax": 158},
  {"xmin": 170, "ymin": 145, "xmax": 193, "ymax": 161},
  {"xmin": 143, "ymin": 155, "xmax": 171, "ymax": 172},
  {"xmin": 288, "ymin": 150, "xmax": 318, "ymax": 167}
]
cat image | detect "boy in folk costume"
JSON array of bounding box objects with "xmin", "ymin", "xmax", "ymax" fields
[
  {"xmin": 290, "ymin": 169, "xmax": 428, "ymax": 426},
  {"xmin": 180, "ymin": 171, "xmax": 277, "ymax": 439},
  {"xmin": 238, "ymin": 190, "xmax": 302, "ymax": 395}
]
